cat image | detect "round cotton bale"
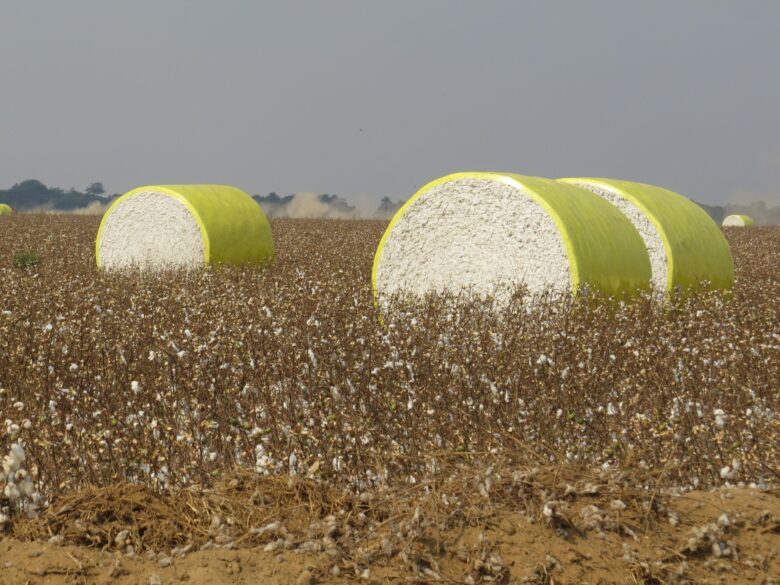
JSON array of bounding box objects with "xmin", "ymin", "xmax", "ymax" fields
[
  {"xmin": 722, "ymin": 214, "xmax": 754, "ymax": 227},
  {"xmin": 96, "ymin": 184, "xmax": 274, "ymax": 271},
  {"xmin": 0, "ymin": 203, "xmax": 13, "ymax": 216},
  {"xmin": 559, "ymin": 178, "xmax": 734, "ymax": 293},
  {"xmin": 372, "ymin": 172, "xmax": 651, "ymax": 307}
]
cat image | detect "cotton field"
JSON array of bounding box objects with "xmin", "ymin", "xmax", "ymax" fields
[{"xmin": 0, "ymin": 215, "xmax": 778, "ymax": 583}]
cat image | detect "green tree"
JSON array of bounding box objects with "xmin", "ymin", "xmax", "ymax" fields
[{"xmin": 86, "ymin": 182, "xmax": 105, "ymax": 197}]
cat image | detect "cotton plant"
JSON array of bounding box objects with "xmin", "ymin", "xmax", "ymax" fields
[{"xmin": 0, "ymin": 443, "xmax": 42, "ymax": 530}]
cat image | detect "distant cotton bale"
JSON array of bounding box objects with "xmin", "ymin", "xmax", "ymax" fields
[
  {"xmin": 373, "ymin": 172, "xmax": 651, "ymax": 307},
  {"xmin": 722, "ymin": 214, "xmax": 754, "ymax": 227},
  {"xmin": 96, "ymin": 185, "xmax": 274, "ymax": 271},
  {"xmin": 559, "ymin": 178, "xmax": 734, "ymax": 293},
  {"xmin": 0, "ymin": 204, "xmax": 13, "ymax": 216}
]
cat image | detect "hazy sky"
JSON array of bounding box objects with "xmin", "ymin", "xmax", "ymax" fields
[{"xmin": 1, "ymin": 1, "xmax": 779, "ymax": 204}]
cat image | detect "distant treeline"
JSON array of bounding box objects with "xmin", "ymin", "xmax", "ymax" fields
[
  {"xmin": 253, "ymin": 192, "xmax": 405, "ymax": 219},
  {"xmin": 1, "ymin": 179, "xmax": 777, "ymax": 223},
  {"xmin": 0, "ymin": 180, "xmax": 406, "ymax": 219},
  {"xmin": 0, "ymin": 180, "xmax": 117, "ymax": 212}
]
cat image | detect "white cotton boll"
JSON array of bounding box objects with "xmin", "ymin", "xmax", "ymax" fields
[
  {"xmin": 18, "ymin": 477, "xmax": 34, "ymax": 497},
  {"xmin": 131, "ymin": 381, "xmax": 142, "ymax": 394},
  {"xmin": 720, "ymin": 465, "xmax": 735, "ymax": 480},
  {"xmin": 48, "ymin": 400, "xmax": 58, "ymax": 412},
  {"xmin": 4, "ymin": 483, "xmax": 21, "ymax": 501},
  {"xmin": 607, "ymin": 403, "xmax": 618, "ymax": 416},
  {"xmin": 69, "ymin": 363, "xmax": 78, "ymax": 372},
  {"xmin": 115, "ymin": 529, "xmax": 130, "ymax": 546},
  {"xmin": 713, "ymin": 409, "xmax": 726, "ymax": 429},
  {"xmin": 22, "ymin": 419, "xmax": 32, "ymax": 430},
  {"xmin": 3, "ymin": 455, "xmax": 16, "ymax": 474},
  {"xmin": 10, "ymin": 444, "xmax": 25, "ymax": 464},
  {"xmin": 254, "ymin": 444, "xmax": 276, "ymax": 475},
  {"xmin": 13, "ymin": 401, "xmax": 24, "ymax": 410}
]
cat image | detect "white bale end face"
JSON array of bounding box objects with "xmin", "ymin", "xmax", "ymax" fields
[
  {"xmin": 722, "ymin": 214, "xmax": 753, "ymax": 227},
  {"xmin": 98, "ymin": 190, "xmax": 205, "ymax": 271},
  {"xmin": 570, "ymin": 182, "xmax": 668, "ymax": 291},
  {"xmin": 375, "ymin": 177, "xmax": 571, "ymax": 304}
]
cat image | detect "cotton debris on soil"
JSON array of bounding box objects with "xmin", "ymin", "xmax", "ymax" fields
[
  {"xmin": 560, "ymin": 177, "xmax": 734, "ymax": 293},
  {"xmin": 96, "ymin": 184, "xmax": 274, "ymax": 271},
  {"xmin": 373, "ymin": 172, "xmax": 651, "ymax": 307}
]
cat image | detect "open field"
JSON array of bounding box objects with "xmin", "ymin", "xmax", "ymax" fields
[{"xmin": 1, "ymin": 216, "xmax": 778, "ymax": 584}]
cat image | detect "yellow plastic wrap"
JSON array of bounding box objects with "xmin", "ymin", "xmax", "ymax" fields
[
  {"xmin": 0, "ymin": 203, "xmax": 12, "ymax": 216},
  {"xmin": 723, "ymin": 214, "xmax": 754, "ymax": 227},
  {"xmin": 560, "ymin": 178, "xmax": 734, "ymax": 292},
  {"xmin": 738, "ymin": 215, "xmax": 754, "ymax": 225},
  {"xmin": 96, "ymin": 185, "xmax": 274, "ymax": 268},
  {"xmin": 373, "ymin": 172, "xmax": 651, "ymax": 302}
]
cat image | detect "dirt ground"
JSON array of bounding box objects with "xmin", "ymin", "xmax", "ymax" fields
[{"xmin": 2, "ymin": 486, "xmax": 778, "ymax": 585}]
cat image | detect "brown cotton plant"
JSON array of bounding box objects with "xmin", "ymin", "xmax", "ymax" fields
[{"xmin": 0, "ymin": 215, "xmax": 777, "ymax": 511}]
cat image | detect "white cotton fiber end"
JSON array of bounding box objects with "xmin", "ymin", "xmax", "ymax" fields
[
  {"xmin": 97, "ymin": 190, "xmax": 204, "ymax": 271},
  {"xmin": 374, "ymin": 177, "xmax": 571, "ymax": 305}
]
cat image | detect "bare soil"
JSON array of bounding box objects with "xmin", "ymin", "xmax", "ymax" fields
[{"xmin": 2, "ymin": 484, "xmax": 778, "ymax": 584}]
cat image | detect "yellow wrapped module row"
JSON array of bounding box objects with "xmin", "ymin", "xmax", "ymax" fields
[
  {"xmin": 372, "ymin": 172, "xmax": 651, "ymax": 307},
  {"xmin": 96, "ymin": 185, "xmax": 274, "ymax": 271},
  {"xmin": 373, "ymin": 172, "xmax": 734, "ymax": 306},
  {"xmin": 722, "ymin": 214, "xmax": 754, "ymax": 227},
  {"xmin": 92, "ymin": 176, "xmax": 734, "ymax": 307},
  {"xmin": 559, "ymin": 178, "xmax": 734, "ymax": 293},
  {"xmin": 0, "ymin": 203, "xmax": 13, "ymax": 216}
]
